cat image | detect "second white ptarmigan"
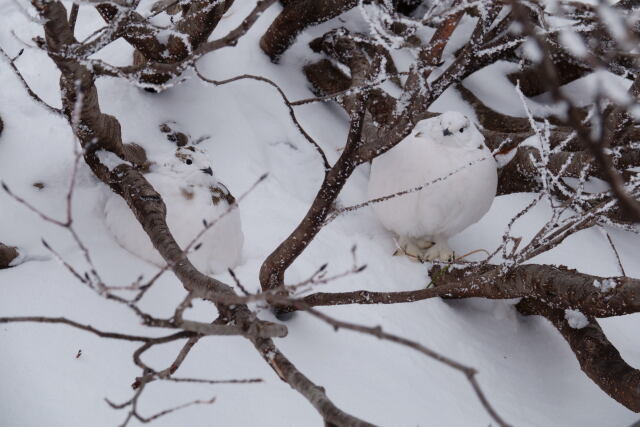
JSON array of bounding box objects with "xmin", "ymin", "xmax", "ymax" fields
[
  {"xmin": 104, "ymin": 144, "xmax": 243, "ymax": 274},
  {"xmin": 368, "ymin": 111, "xmax": 497, "ymax": 261}
]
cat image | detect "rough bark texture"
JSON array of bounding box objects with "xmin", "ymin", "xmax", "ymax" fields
[
  {"xmin": 260, "ymin": 3, "xmax": 520, "ymax": 297},
  {"xmin": 434, "ymin": 265, "xmax": 640, "ymax": 318},
  {"xmin": 260, "ymin": 0, "xmax": 357, "ymax": 61},
  {"xmin": 0, "ymin": 243, "xmax": 18, "ymax": 269},
  {"xmin": 518, "ymin": 299, "xmax": 640, "ymax": 412},
  {"xmin": 292, "ymin": 264, "xmax": 639, "ymax": 318},
  {"xmin": 17, "ymin": 0, "xmax": 640, "ymax": 421},
  {"xmin": 32, "ymin": 2, "xmax": 376, "ymax": 424},
  {"xmin": 97, "ymin": 0, "xmax": 235, "ymax": 86}
]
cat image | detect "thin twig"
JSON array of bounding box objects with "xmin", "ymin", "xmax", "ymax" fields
[
  {"xmin": 194, "ymin": 66, "xmax": 331, "ymax": 173},
  {"xmin": 0, "ymin": 46, "xmax": 62, "ymax": 115},
  {"xmin": 603, "ymin": 229, "xmax": 627, "ymax": 276}
]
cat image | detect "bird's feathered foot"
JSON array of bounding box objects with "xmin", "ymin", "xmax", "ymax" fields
[
  {"xmin": 393, "ymin": 236, "xmax": 428, "ymax": 262},
  {"xmin": 393, "ymin": 236, "xmax": 435, "ymax": 263},
  {"xmin": 423, "ymin": 240, "xmax": 454, "ymax": 261},
  {"xmin": 393, "ymin": 236, "xmax": 455, "ymax": 262}
]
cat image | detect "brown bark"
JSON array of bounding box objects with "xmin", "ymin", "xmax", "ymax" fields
[
  {"xmin": 260, "ymin": 0, "xmax": 357, "ymax": 61},
  {"xmin": 34, "ymin": 2, "xmax": 375, "ymax": 424},
  {"xmin": 393, "ymin": 0, "xmax": 422, "ymax": 15},
  {"xmin": 261, "ymin": 0, "xmax": 423, "ymax": 62},
  {"xmin": 511, "ymin": 1, "xmax": 640, "ymax": 222},
  {"xmin": 94, "ymin": 4, "xmax": 166, "ymax": 61},
  {"xmin": 290, "ymin": 264, "xmax": 640, "ymax": 320},
  {"xmin": 508, "ymin": 58, "xmax": 590, "ymax": 97},
  {"xmin": 303, "ymin": 59, "xmax": 351, "ymax": 97},
  {"xmin": 0, "ymin": 243, "xmax": 18, "ymax": 269},
  {"xmin": 260, "ymin": 4, "xmax": 521, "ymax": 301},
  {"xmin": 496, "ymin": 147, "xmax": 600, "ymax": 194},
  {"xmin": 259, "ymin": 112, "xmax": 366, "ymax": 312},
  {"xmin": 434, "ymin": 264, "xmax": 640, "ymax": 318},
  {"xmin": 97, "ymin": 1, "xmax": 235, "ymax": 87},
  {"xmin": 518, "ymin": 299, "xmax": 640, "ymax": 412}
]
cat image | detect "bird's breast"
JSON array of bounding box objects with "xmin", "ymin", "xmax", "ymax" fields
[{"xmin": 368, "ymin": 139, "xmax": 496, "ymax": 238}]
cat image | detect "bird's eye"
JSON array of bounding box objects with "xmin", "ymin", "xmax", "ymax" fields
[
  {"xmin": 459, "ymin": 128, "xmax": 464, "ymax": 133},
  {"xmin": 185, "ymin": 159, "xmax": 193, "ymax": 165}
]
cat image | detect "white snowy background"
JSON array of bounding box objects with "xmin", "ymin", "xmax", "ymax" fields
[{"xmin": 1, "ymin": 1, "xmax": 639, "ymax": 426}]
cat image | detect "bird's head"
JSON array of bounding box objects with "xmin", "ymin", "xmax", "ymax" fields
[
  {"xmin": 413, "ymin": 112, "xmax": 479, "ymax": 150},
  {"xmin": 155, "ymin": 146, "xmax": 217, "ymax": 183},
  {"xmin": 438, "ymin": 112, "xmax": 471, "ymax": 138}
]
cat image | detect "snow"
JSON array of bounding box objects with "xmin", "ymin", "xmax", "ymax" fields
[
  {"xmin": 564, "ymin": 309, "xmax": 589, "ymax": 329},
  {"xmin": 559, "ymin": 29, "xmax": 588, "ymax": 59},
  {"xmin": 522, "ymin": 39, "xmax": 543, "ymax": 63},
  {"xmin": 1, "ymin": 1, "xmax": 640, "ymax": 427},
  {"xmin": 593, "ymin": 278, "xmax": 618, "ymax": 292},
  {"xmin": 96, "ymin": 150, "xmax": 127, "ymax": 171}
]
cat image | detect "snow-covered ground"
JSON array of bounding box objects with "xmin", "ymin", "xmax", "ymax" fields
[{"xmin": 1, "ymin": 1, "xmax": 639, "ymax": 426}]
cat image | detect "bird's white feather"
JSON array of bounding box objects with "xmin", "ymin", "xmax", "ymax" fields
[
  {"xmin": 104, "ymin": 146, "xmax": 243, "ymax": 274},
  {"xmin": 368, "ymin": 112, "xmax": 497, "ymax": 260}
]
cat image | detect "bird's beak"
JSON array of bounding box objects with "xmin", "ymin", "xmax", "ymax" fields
[
  {"xmin": 201, "ymin": 166, "xmax": 213, "ymax": 176},
  {"xmin": 443, "ymin": 129, "xmax": 452, "ymax": 136}
]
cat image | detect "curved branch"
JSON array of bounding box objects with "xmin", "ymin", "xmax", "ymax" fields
[
  {"xmin": 290, "ymin": 264, "xmax": 640, "ymax": 320},
  {"xmin": 517, "ymin": 298, "xmax": 640, "ymax": 413},
  {"xmin": 0, "ymin": 316, "xmax": 192, "ymax": 342},
  {"xmin": 32, "ymin": 3, "xmax": 374, "ymax": 425},
  {"xmin": 260, "ymin": 0, "xmax": 357, "ymax": 61}
]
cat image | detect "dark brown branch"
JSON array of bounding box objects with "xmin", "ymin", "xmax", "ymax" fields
[
  {"xmin": 32, "ymin": 3, "xmax": 374, "ymax": 424},
  {"xmin": 0, "ymin": 316, "xmax": 191, "ymax": 342},
  {"xmin": 518, "ymin": 299, "xmax": 640, "ymax": 412},
  {"xmin": 93, "ymin": 3, "xmax": 166, "ymax": 61},
  {"xmin": 404, "ymin": 6, "xmax": 465, "ymax": 93},
  {"xmin": 457, "ymin": 84, "xmax": 540, "ymax": 134},
  {"xmin": 511, "ymin": 1, "xmax": 640, "ymax": 221},
  {"xmin": 259, "ymin": 107, "xmax": 366, "ymax": 301},
  {"xmin": 260, "ymin": 2, "xmax": 517, "ymax": 300},
  {"xmin": 260, "ymin": 0, "xmax": 357, "ymax": 61},
  {"xmin": 289, "ymin": 264, "xmax": 640, "ymax": 319},
  {"xmin": 436, "ymin": 264, "xmax": 640, "ymax": 318},
  {"xmin": 95, "ymin": 0, "xmax": 276, "ymax": 88},
  {"xmin": 193, "ymin": 0, "xmax": 277, "ymax": 57},
  {"xmin": 508, "ymin": 58, "xmax": 590, "ymax": 97},
  {"xmin": 251, "ymin": 334, "xmax": 377, "ymax": 426},
  {"xmin": 604, "ymin": 230, "xmax": 627, "ymax": 276},
  {"xmin": 69, "ymin": 3, "xmax": 79, "ymax": 34},
  {"xmin": 0, "ymin": 243, "xmax": 18, "ymax": 269}
]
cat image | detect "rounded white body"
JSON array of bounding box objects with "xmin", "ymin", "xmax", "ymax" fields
[
  {"xmin": 368, "ymin": 121, "xmax": 497, "ymax": 242},
  {"xmin": 104, "ymin": 148, "xmax": 244, "ymax": 275}
]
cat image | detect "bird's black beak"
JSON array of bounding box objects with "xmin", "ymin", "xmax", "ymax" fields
[
  {"xmin": 201, "ymin": 166, "xmax": 213, "ymax": 176},
  {"xmin": 443, "ymin": 128, "xmax": 452, "ymax": 136}
]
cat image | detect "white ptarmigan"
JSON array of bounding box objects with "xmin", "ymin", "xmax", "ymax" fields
[
  {"xmin": 368, "ymin": 111, "xmax": 497, "ymax": 261},
  {"xmin": 104, "ymin": 143, "xmax": 243, "ymax": 274}
]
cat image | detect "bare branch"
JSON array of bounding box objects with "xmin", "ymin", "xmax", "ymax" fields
[
  {"xmin": 0, "ymin": 316, "xmax": 191, "ymax": 342},
  {"xmin": 518, "ymin": 298, "xmax": 640, "ymax": 412}
]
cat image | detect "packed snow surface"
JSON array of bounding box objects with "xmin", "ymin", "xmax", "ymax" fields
[{"xmin": 1, "ymin": 2, "xmax": 639, "ymax": 426}]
